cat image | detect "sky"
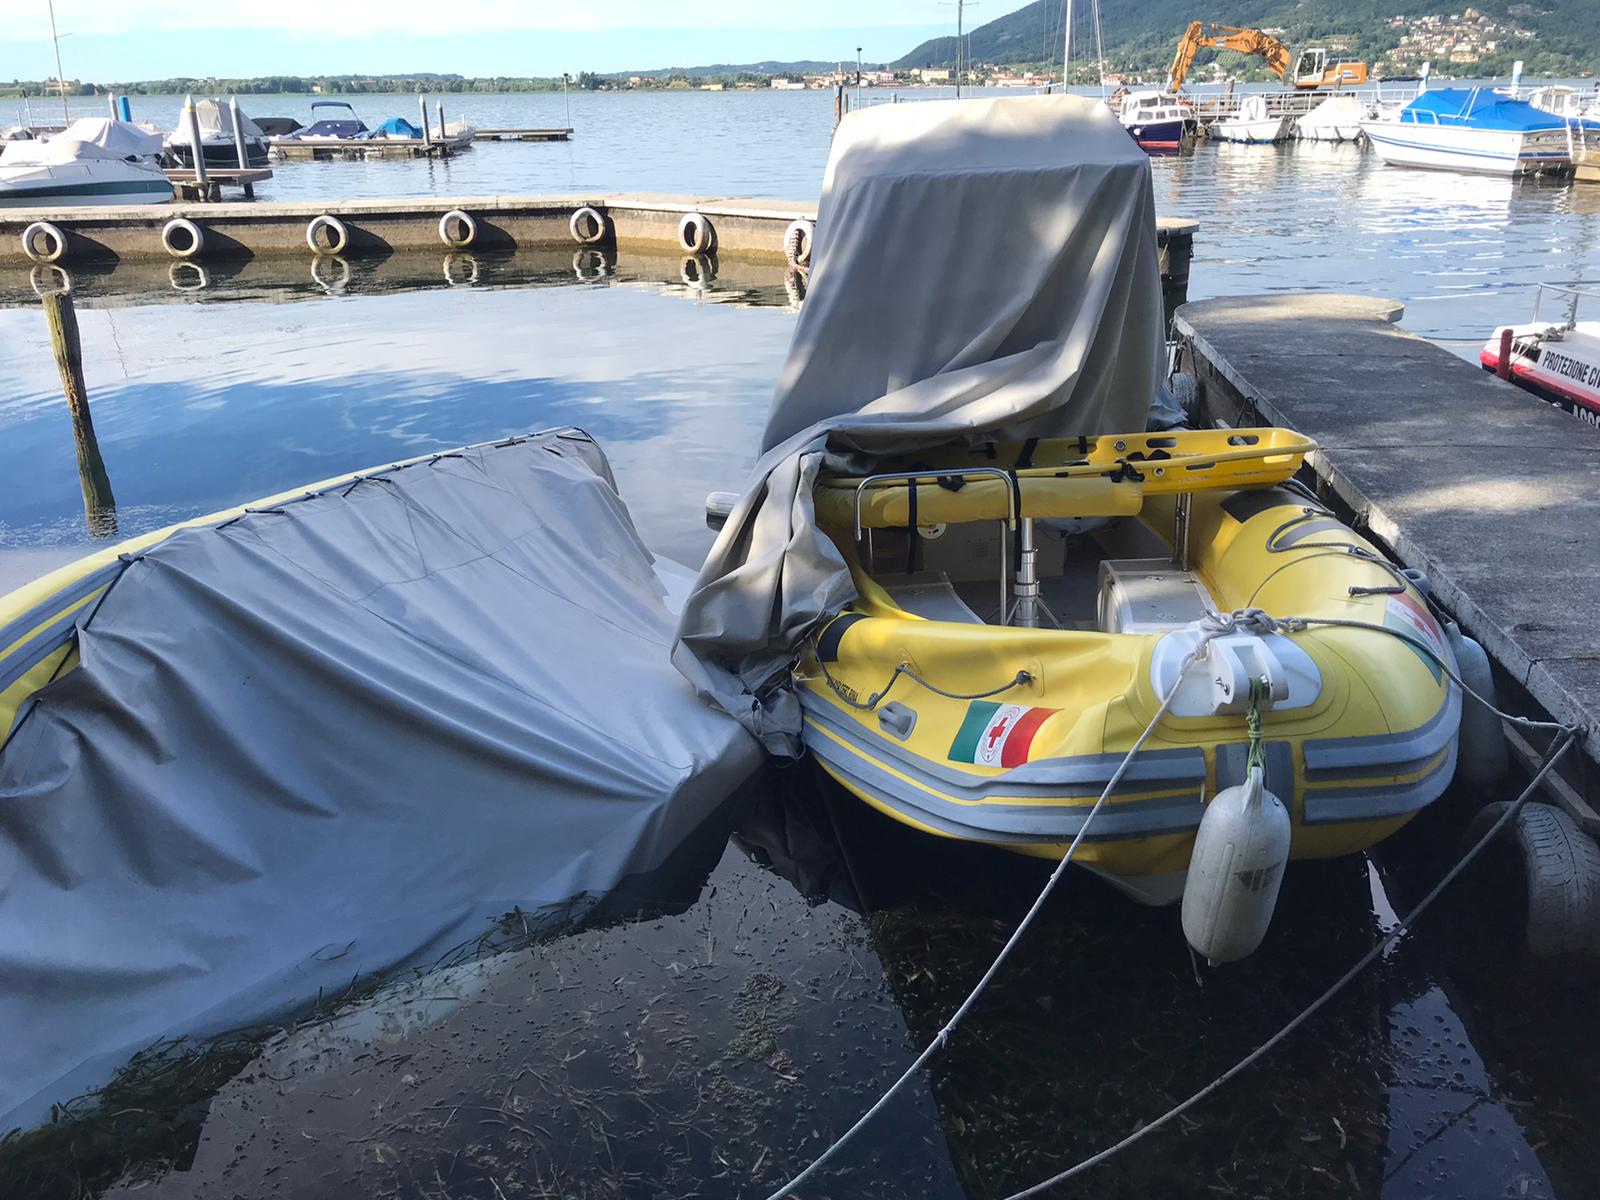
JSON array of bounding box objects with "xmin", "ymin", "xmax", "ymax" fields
[{"xmin": 3, "ymin": 0, "xmax": 1034, "ymax": 81}]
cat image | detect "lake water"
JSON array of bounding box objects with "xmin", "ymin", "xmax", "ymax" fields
[
  {"xmin": 28, "ymin": 83, "xmax": 1600, "ymax": 349},
  {"xmin": 3, "ymin": 88, "xmax": 1599, "ymax": 1200}
]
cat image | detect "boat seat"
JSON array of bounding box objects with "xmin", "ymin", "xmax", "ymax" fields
[{"xmin": 884, "ymin": 573, "xmax": 985, "ymax": 625}]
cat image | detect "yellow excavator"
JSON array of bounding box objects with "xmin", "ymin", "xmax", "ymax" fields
[{"xmin": 1167, "ymin": 22, "xmax": 1368, "ymax": 93}]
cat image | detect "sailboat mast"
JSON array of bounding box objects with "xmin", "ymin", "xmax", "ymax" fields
[
  {"xmin": 47, "ymin": 0, "xmax": 70, "ymax": 127},
  {"xmin": 1063, "ymin": 0, "xmax": 1072, "ymax": 90},
  {"xmin": 956, "ymin": 0, "xmax": 964, "ymax": 99}
]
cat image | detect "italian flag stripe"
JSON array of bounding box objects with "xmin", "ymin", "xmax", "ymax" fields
[
  {"xmin": 1000, "ymin": 706, "xmax": 1055, "ymax": 768},
  {"xmin": 947, "ymin": 701, "xmax": 1057, "ymax": 767},
  {"xmin": 948, "ymin": 701, "xmax": 1001, "ymax": 763}
]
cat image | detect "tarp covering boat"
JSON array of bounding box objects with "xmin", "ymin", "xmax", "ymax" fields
[
  {"xmin": 1401, "ymin": 87, "xmax": 1567, "ymax": 130},
  {"xmin": 363, "ymin": 116, "xmax": 424, "ymax": 139},
  {"xmin": 0, "ymin": 429, "xmax": 760, "ymax": 1130},
  {"xmin": 671, "ymin": 95, "xmax": 1164, "ymax": 753},
  {"xmin": 0, "ymin": 117, "xmax": 161, "ymax": 165},
  {"xmin": 164, "ymin": 98, "xmax": 266, "ymax": 146}
]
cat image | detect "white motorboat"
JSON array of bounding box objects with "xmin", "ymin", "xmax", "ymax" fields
[
  {"xmin": 1360, "ymin": 87, "xmax": 1572, "ymax": 176},
  {"xmin": 1296, "ymin": 94, "xmax": 1367, "ymax": 142},
  {"xmin": 0, "ymin": 118, "xmax": 170, "ymax": 208},
  {"xmin": 1209, "ymin": 95, "xmax": 1286, "ymax": 143},
  {"xmin": 164, "ymin": 98, "xmax": 270, "ymax": 168},
  {"xmin": 1482, "ymin": 284, "xmax": 1600, "ymax": 428}
]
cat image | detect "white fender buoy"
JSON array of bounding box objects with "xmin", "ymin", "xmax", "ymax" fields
[
  {"xmin": 1444, "ymin": 622, "xmax": 1508, "ymax": 795},
  {"xmin": 438, "ymin": 209, "xmax": 476, "ymax": 249},
  {"xmin": 678, "ymin": 211, "xmax": 715, "ymax": 255},
  {"xmin": 783, "ymin": 219, "xmax": 814, "ymax": 267},
  {"xmin": 161, "ymin": 217, "xmax": 205, "ymax": 259},
  {"xmin": 21, "ymin": 221, "xmax": 67, "ymax": 264},
  {"xmin": 306, "ymin": 214, "xmax": 349, "ymax": 256},
  {"xmin": 572, "ymin": 248, "xmax": 610, "ymax": 281},
  {"xmin": 570, "ymin": 206, "xmax": 607, "ymax": 245},
  {"xmin": 1182, "ymin": 765, "xmax": 1291, "ymax": 964}
]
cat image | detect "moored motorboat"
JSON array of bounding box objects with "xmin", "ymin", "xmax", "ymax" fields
[
  {"xmin": 1360, "ymin": 86, "xmax": 1573, "ymax": 176},
  {"xmin": 1481, "ymin": 283, "xmax": 1600, "ymax": 427},
  {"xmin": 1118, "ymin": 90, "xmax": 1191, "ymax": 151},
  {"xmin": 1296, "ymin": 93, "xmax": 1367, "ymax": 141},
  {"xmin": 795, "ymin": 430, "xmax": 1465, "ymax": 906},
  {"xmin": 164, "ymin": 98, "xmax": 270, "ymax": 168},
  {"xmin": 1209, "ymin": 94, "xmax": 1286, "ymax": 143},
  {"xmin": 677, "ymin": 94, "xmax": 1488, "ymax": 953},
  {"xmin": 0, "ymin": 118, "xmax": 169, "ymax": 208}
]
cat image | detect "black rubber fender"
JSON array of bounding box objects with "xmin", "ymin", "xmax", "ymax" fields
[{"xmin": 1462, "ymin": 801, "xmax": 1600, "ymax": 961}]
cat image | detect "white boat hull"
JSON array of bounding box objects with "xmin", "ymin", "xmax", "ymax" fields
[
  {"xmin": 1211, "ymin": 117, "xmax": 1286, "ymax": 144},
  {"xmin": 1297, "ymin": 123, "xmax": 1363, "ymax": 142},
  {"xmin": 0, "ymin": 158, "xmax": 171, "ymax": 208},
  {"xmin": 1360, "ymin": 120, "xmax": 1571, "ymax": 176},
  {"xmin": 1482, "ymin": 321, "xmax": 1600, "ymax": 427}
]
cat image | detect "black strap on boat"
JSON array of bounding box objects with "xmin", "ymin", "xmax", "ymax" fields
[
  {"xmin": 937, "ymin": 474, "xmax": 965, "ymax": 492},
  {"xmin": 1015, "ymin": 437, "xmax": 1039, "ymax": 470},
  {"xmin": 905, "ymin": 478, "xmax": 920, "ymax": 574}
]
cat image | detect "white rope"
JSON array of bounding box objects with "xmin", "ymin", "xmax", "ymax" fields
[
  {"xmin": 997, "ymin": 724, "xmax": 1579, "ymax": 1199},
  {"xmin": 759, "ymin": 607, "xmax": 1581, "ymax": 1199},
  {"xmin": 760, "ymin": 638, "xmax": 1218, "ymax": 1200}
]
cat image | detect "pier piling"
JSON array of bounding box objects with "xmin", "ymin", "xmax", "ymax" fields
[
  {"xmin": 41, "ymin": 290, "xmax": 117, "ymax": 535},
  {"xmin": 229, "ymin": 97, "xmax": 248, "ymax": 171},
  {"xmin": 183, "ymin": 95, "xmax": 209, "ymax": 194}
]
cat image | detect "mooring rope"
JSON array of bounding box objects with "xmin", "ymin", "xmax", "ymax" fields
[
  {"xmin": 762, "ymin": 607, "xmax": 1582, "ymax": 1200},
  {"xmin": 997, "ymin": 724, "xmax": 1578, "ymax": 1200}
]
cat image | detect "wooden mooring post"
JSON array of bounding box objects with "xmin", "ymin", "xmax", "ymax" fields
[{"xmin": 42, "ymin": 291, "xmax": 118, "ymax": 536}]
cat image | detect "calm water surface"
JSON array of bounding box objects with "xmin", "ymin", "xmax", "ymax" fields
[{"xmin": 2, "ymin": 90, "xmax": 1598, "ymax": 1200}]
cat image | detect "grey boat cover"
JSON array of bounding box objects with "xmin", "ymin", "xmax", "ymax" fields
[
  {"xmin": 672, "ymin": 96, "xmax": 1164, "ymax": 753},
  {"xmin": 0, "ymin": 118, "xmax": 162, "ymax": 165},
  {"xmin": 0, "ymin": 429, "xmax": 759, "ymax": 1130}
]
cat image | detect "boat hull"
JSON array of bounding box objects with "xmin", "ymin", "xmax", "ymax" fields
[
  {"xmin": 1124, "ymin": 118, "xmax": 1185, "ymax": 151},
  {"xmin": 1297, "ymin": 124, "xmax": 1363, "ymax": 142},
  {"xmin": 1360, "ymin": 120, "xmax": 1571, "ymax": 176},
  {"xmin": 167, "ymin": 140, "xmax": 270, "ymax": 169},
  {"xmin": 1482, "ymin": 324, "xmax": 1600, "ymax": 427},
  {"xmin": 0, "ymin": 161, "xmax": 171, "ymax": 208},
  {"xmin": 798, "ymin": 444, "xmax": 1461, "ymax": 904},
  {"xmin": 1210, "ymin": 117, "xmax": 1285, "ymax": 143}
]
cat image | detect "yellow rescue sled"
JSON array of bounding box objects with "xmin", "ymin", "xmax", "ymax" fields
[{"xmin": 796, "ymin": 427, "xmax": 1465, "ymax": 905}]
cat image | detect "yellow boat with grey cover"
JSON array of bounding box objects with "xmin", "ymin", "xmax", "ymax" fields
[{"xmin": 795, "ymin": 427, "xmax": 1465, "ymax": 904}]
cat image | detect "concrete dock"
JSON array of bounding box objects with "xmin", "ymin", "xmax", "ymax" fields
[
  {"xmin": 0, "ymin": 195, "xmax": 1199, "ymax": 300},
  {"xmin": 1175, "ymin": 294, "xmax": 1600, "ymax": 781}
]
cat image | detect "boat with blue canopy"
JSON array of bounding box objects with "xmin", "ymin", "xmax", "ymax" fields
[{"xmin": 1360, "ymin": 86, "xmax": 1574, "ymax": 176}]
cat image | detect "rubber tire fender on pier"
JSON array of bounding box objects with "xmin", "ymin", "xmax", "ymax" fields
[
  {"xmin": 570, "ymin": 206, "xmax": 608, "ymax": 246},
  {"xmin": 1462, "ymin": 801, "xmax": 1600, "ymax": 961},
  {"xmin": 161, "ymin": 218, "xmax": 205, "ymax": 260},
  {"xmin": 438, "ymin": 210, "xmax": 477, "ymax": 249},
  {"xmin": 306, "ymin": 214, "xmax": 349, "ymax": 256},
  {"xmin": 678, "ymin": 212, "xmax": 715, "ymax": 255},
  {"xmin": 20, "ymin": 221, "xmax": 67, "ymax": 265},
  {"xmin": 784, "ymin": 219, "xmax": 814, "ymax": 267},
  {"xmin": 1444, "ymin": 622, "xmax": 1509, "ymax": 796}
]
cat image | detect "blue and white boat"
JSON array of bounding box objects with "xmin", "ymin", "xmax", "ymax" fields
[
  {"xmin": 0, "ymin": 118, "xmax": 169, "ymax": 208},
  {"xmin": 1360, "ymin": 87, "xmax": 1573, "ymax": 177}
]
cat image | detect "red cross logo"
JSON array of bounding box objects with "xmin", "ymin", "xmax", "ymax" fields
[{"xmin": 986, "ymin": 716, "xmax": 1010, "ymax": 753}]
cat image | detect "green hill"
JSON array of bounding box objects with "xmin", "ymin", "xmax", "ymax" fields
[{"xmin": 894, "ymin": 1, "xmax": 1600, "ymax": 78}]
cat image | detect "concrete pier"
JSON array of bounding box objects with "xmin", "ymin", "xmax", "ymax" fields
[
  {"xmin": 1175, "ymin": 294, "xmax": 1600, "ymax": 778},
  {"xmin": 0, "ymin": 196, "xmax": 1199, "ymax": 303}
]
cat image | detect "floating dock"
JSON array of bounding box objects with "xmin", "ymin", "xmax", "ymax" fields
[
  {"xmin": 472, "ymin": 127, "xmax": 573, "ymax": 142},
  {"xmin": 268, "ymin": 135, "xmax": 472, "ymax": 161},
  {"xmin": 1176, "ymin": 294, "xmax": 1600, "ymax": 796}
]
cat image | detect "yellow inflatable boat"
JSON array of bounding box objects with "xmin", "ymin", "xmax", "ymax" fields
[{"xmin": 796, "ymin": 427, "xmax": 1465, "ymax": 905}]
